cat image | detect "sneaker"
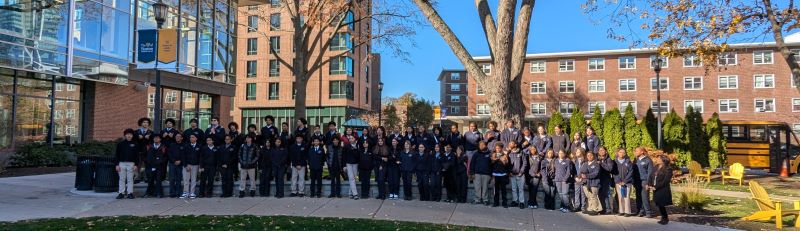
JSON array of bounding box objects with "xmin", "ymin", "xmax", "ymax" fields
[
  {"xmin": 179, "ymin": 193, "xmax": 188, "ymax": 199},
  {"xmin": 127, "ymin": 193, "xmax": 135, "ymax": 199},
  {"xmin": 250, "ymin": 190, "xmax": 256, "ymax": 197},
  {"xmin": 528, "ymin": 205, "xmax": 535, "ymax": 209},
  {"xmin": 189, "ymin": 193, "xmax": 197, "ymax": 199},
  {"xmin": 560, "ymin": 208, "xmax": 568, "ymax": 213},
  {"xmin": 657, "ymin": 219, "xmax": 669, "ymax": 225},
  {"xmin": 519, "ymin": 203, "xmax": 526, "ymax": 209},
  {"xmin": 239, "ymin": 191, "xmax": 246, "ymax": 198},
  {"xmin": 116, "ymin": 193, "xmax": 125, "ymax": 199},
  {"xmin": 290, "ymin": 193, "xmax": 297, "ymax": 197},
  {"xmin": 510, "ymin": 201, "xmax": 518, "ymax": 207},
  {"xmin": 298, "ymin": 193, "xmax": 305, "ymax": 197},
  {"xmin": 354, "ymin": 195, "xmax": 359, "ymax": 200}
]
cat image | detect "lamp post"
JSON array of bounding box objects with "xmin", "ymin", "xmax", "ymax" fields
[
  {"xmin": 152, "ymin": 0, "xmax": 167, "ymax": 132},
  {"xmin": 652, "ymin": 58, "xmax": 663, "ymax": 149},
  {"xmin": 378, "ymin": 82, "xmax": 384, "ymax": 126}
]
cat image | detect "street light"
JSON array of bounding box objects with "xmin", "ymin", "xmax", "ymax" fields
[
  {"xmin": 378, "ymin": 82, "xmax": 384, "ymax": 126},
  {"xmin": 652, "ymin": 57, "xmax": 663, "ymax": 149},
  {"xmin": 152, "ymin": 0, "xmax": 167, "ymax": 132}
]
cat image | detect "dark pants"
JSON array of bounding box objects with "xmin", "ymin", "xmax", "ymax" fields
[
  {"xmin": 272, "ymin": 166, "xmax": 286, "ymax": 197},
  {"xmin": 493, "ymin": 175, "xmax": 509, "ymax": 206},
  {"xmin": 259, "ymin": 166, "xmax": 272, "ymax": 196},
  {"xmin": 377, "ymin": 167, "xmax": 387, "ymax": 198},
  {"xmin": 388, "ymin": 167, "xmax": 400, "ymax": 195},
  {"xmin": 146, "ymin": 165, "xmax": 164, "ymax": 196},
  {"xmin": 444, "ymin": 170, "xmax": 456, "ymax": 201},
  {"xmin": 416, "ymin": 170, "xmax": 430, "ymax": 201},
  {"xmin": 168, "ymin": 164, "xmax": 183, "ymax": 197},
  {"xmin": 658, "ymin": 205, "xmax": 668, "ymax": 220},
  {"xmin": 542, "ymin": 179, "xmax": 556, "ymax": 210},
  {"xmin": 637, "ymin": 181, "xmax": 652, "ymax": 215},
  {"xmin": 329, "ymin": 167, "xmax": 342, "ymax": 197},
  {"xmin": 527, "ymin": 176, "xmax": 542, "ymax": 207},
  {"xmin": 199, "ymin": 165, "xmax": 216, "ymax": 197},
  {"xmin": 220, "ymin": 166, "xmax": 234, "ymax": 196},
  {"xmin": 455, "ymin": 171, "xmax": 468, "ymax": 203},
  {"xmin": 599, "ymin": 180, "xmax": 614, "ymax": 213},
  {"xmin": 431, "ymin": 171, "xmax": 443, "ymax": 201},
  {"xmin": 359, "ymin": 169, "xmax": 372, "ymax": 197},
  {"xmin": 402, "ymin": 171, "xmax": 414, "ymax": 199},
  {"xmin": 310, "ymin": 168, "xmax": 323, "ymax": 197}
]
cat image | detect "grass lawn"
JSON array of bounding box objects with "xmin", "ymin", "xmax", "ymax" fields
[
  {"xmin": 0, "ymin": 215, "xmax": 498, "ymax": 231},
  {"xmin": 671, "ymin": 175, "xmax": 800, "ymax": 198},
  {"xmin": 670, "ymin": 194, "xmax": 799, "ymax": 230}
]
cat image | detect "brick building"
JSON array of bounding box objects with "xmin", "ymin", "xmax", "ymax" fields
[
  {"xmin": 441, "ymin": 38, "xmax": 800, "ymax": 133},
  {"xmin": 438, "ymin": 69, "xmax": 469, "ymax": 117}
]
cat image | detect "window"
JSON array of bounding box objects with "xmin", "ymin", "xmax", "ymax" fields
[
  {"xmin": 270, "ymin": 0, "xmax": 281, "ymax": 7},
  {"xmin": 718, "ymin": 52, "xmax": 737, "ymax": 65},
  {"xmin": 269, "ymin": 36, "xmax": 280, "ymax": 54},
  {"xmin": 450, "ymin": 95, "xmax": 460, "ymax": 102},
  {"xmin": 55, "ymin": 83, "xmax": 63, "ymax": 91},
  {"xmin": 245, "ymin": 60, "xmax": 257, "ymax": 77},
  {"xmin": 165, "ymin": 92, "xmax": 177, "ymax": 103},
  {"xmin": 559, "ymin": 81, "xmax": 575, "ymax": 93},
  {"xmin": 754, "ymin": 98, "xmax": 775, "ymax": 112},
  {"xmin": 476, "ymin": 86, "xmax": 485, "ymax": 95},
  {"xmin": 618, "ymin": 56, "xmax": 636, "ymax": 69},
  {"xmin": 330, "ymin": 56, "xmax": 354, "ymax": 76},
  {"xmin": 683, "ymin": 54, "xmax": 701, "ymax": 67},
  {"xmin": 588, "ymin": 58, "xmax": 605, "ymax": 70},
  {"xmin": 148, "ymin": 93, "xmax": 155, "ymax": 105},
  {"xmin": 794, "ymin": 124, "xmax": 800, "ymax": 136},
  {"xmin": 66, "ymin": 125, "xmax": 76, "ymax": 136},
  {"xmin": 719, "ymin": 99, "xmax": 739, "ymax": 113},
  {"xmin": 54, "ymin": 110, "xmax": 62, "ymax": 120},
  {"xmin": 754, "ymin": 74, "xmax": 775, "ymax": 88},
  {"xmin": 246, "ymin": 38, "xmax": 257, "ymax": 55},
  {"xmin": 588, "ymin": 80, "xmax": 605, "ymax": 92},
  {"xmin": 619, "ymin": 101, "xmax": 637, "ymax": 113},
  {"xmin": 650, "ymin": 55, "xmax": 669, "ymax": 68},
  {"xmin": 450, "ymin": 84, "xmax": 461, "ymax": 92},
  {"xmin": 589, "ymin": 101, "xmax": 606, "ymax": 114},
  {"xmin": 685, "ymin": 100, "xmax": 704, "ymax": 113},
  {"xmin": 650, "ymin": 78, "xmax": 669, "ymax": 91},
  {"xmin": 619, "ymin": 79, "xmax": 636, "ymax": 92},
  {"xmin": 330, "ymin": 32, "xmax": 352, "ymax": 51},
  {"xmin": 246, "ymin": 83, "xmax": 256, "ymax": 100},
  {"xmin": 683, "ymin": 77, "xmax": 703, "ymax": 90},
  {"xmin": 183, "ymin": 92, "xmax": 194, "ymax": 103},
  {"xmin": 793, "ymin": 99, "xmax": 800, "ymax": 112},
  {"xmin": 67, "ymin": 84, "xmax": 77, "ymax": 91},
  {"xmin": 558, "ymin": 59, "xmax": 574, "ymax": 72},
  {"xmin": 481, "ymin": 64, "xmax": 492, "ymax": 74},
  {"xmin": 450, "ymin": 72, "xmax": 461, "ymax": 80},
  {"xmin": 329, "ymin": 81, "xmax": 354, "ymax": 99},
  {"xmin": 269, "ymin": 60, "xmax": 279, "ymax": 77},
  {"xmin": 450, "ymin": 107, "xmax": 461, "ymax": 114},
  {"xmin": 267, "ymin": 83, "xmax": 279, "ymax": 100},
  {"xmin": 718, "ymin": 75, "xmax": 738, "ymax": 89},
  {"xmin": 650, "ymin": 101, "xmax": 669, "ymax": 113},
  {"xmin": 270, "ymin": 13, "xmax": 281, "ymax": 30},
  {"xmin": 792, "ymin": 49, "xmax": 800, "ymax": 62},
  {"xmin": 530, "ymin": 60, "xmax": 546, "ymax": 73},
  {"xmin": 531, "ymin": 102, "xmax": 546, "ymax": 115},
  {"xmin": 530, "ymin": 81, "xmax": 546, "ymax": 94},
  {"xmin": 477, "ymin": 104, "xmax": 491, "ymax": 115},
  {"xmin": 753, "ymin": 50, "xmax": 773, "ymax": 64},
  {"xmin": 247, "ymin": 15, "xmax": 258, "ymax": 32},
  {"xmin": 559, "ymin": 102, "xmax": 576, "ymax": 114}
]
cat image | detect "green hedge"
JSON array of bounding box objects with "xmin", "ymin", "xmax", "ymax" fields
[{"xmin": 9, "ymin": 140, "xmax": 119, "ymax": 168}]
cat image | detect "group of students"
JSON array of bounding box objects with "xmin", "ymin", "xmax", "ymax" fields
[{"xmin": 114, "ymin": 116, "xmax": 674, "ymax": 225}]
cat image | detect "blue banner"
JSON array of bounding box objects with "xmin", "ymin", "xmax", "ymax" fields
[{"xmin": 137, "ymin": 29, "xmax": 157, "ymax": 64}]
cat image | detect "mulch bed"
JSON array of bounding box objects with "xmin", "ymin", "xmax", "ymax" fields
[{"xmin": 0, "ymin": 166, "xmax": 74, "ymax": 178}]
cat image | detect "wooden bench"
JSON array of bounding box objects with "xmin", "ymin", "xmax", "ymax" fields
[
  {"xmin": 687, "ymin": 161, "xmax": 711, "ymax": 183},
  {"xmin": 743, "ymin": 181, "xmax": 800, "ymax": 228},
  {"xmin": 721, "ymin": 163, "xmax": 744, "ymax": 186}
]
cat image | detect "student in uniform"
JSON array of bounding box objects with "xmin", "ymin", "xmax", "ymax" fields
[
  {"xmin": 228, "ymin": 122, "xmax": 241, "ymax": 147},
  {"xmin": 463, "ymin": 122, "xmax": 482, "ymax": 160},
  {"xmin": 344, "ymin": 136, "xmax": 360, "ymax": 199},
  {"xmin": 454, "ymin": 146, "xmax": 469, "ymax": 203},
  {"xmin": 540, "ymin": 150, "xmax": 557, "ymax": 210},
  {"xmin": 373, "ymin": 138, "xmax": 391, "ymax": 200},
  {"xmin": 218, "ymin": 135, "xmax": 238, "ymax": 198},
  {"xmin": 597, "ymin": 146, "xmax": 617, "ymax": 215},
  {"xmin": 181, "ymin": 134, "xmax": 201, "ymax": 199},
  {"xmin": 308, "ymin": 137, "xmax": 326, "ymax": 198},
  {"xmin": 569, "ymin": 132, "xmax": 585, "ymax": 155},
  {"xmin": 310, "ymin": 126, "xmax": 324, "ymax": 145},
  {"xmin": 416, "ymin": 126, "xmax": 433, "ymax": 151},
  {"xmin": 446, "ymin": 124, "xmax": 463, "ymax": 149},
  {"xmin": 572, "ymin": 148, "xmax": 587, "ymax": 212},
  {"xmin": 271, "ymin": 138, "xmax": 289, "ymax": 198},
  {"xmin": 167, "ymin": 133, "xmax": 186, "ymax": 198},
  {"xmin": 116, "ymin": 129, "xmax": 140, "ymax": 199},
  {"xmin": 183, "ymin": 118, "xmax": 205, "ymax": 144},
  {"xmin": 499, "ymin": 119, "xmax": 523, "ymax": 147},
  {"xmin": 532, "ymin": 125, "xmax": 552, "ymax": 155},
  {"xmin": 327, "ymin": 136, "xmax": 344, "ymax": 198},
  {"xmin": 525, "ymin": 146, "xmax": 542, "ymax": 209},
  {"xmin": 279, "ymin": 122, "xmax": 291, "ymax": 145},
  {"xmin": 584, "ymin": 127, "xmax": 600, "ymax": 154},
  {"xmin": 614, "ymin": 148, "xmax": 635, "ymax": 216},
  {"xmin": 430, "ymin": 144, "xmax": 445, "ymax": 202},
  {"xmin": 415, "ymin": 144, "xmax": 433, "ymax": 201},
  {"xmin": 551, "ymin": 125, "xmax": 570, "ymax": 154},
  {"xmin": 293, "ymin": 118, "xmax": 310, "ymax": 142},
  {"xmin": 359, "ymin": 128, "xmax": 374, "ymax": 148},
  {"xmin": 237, "ymin": 134, "xmax": 259, "ymax": 198},
  {"xmin": 358, "ymin": 141, "xmax": 375, "ymax": 199},
  {"xmin": 470, "ymin": 141, "xmax": 492, "ymax": 206},
  {"xmin": 580, "ymin": 151, "xmax": 602, "ymax": 215},
  {"xmin": 258, "ymin": 140, "xmax": 273, "ymax": 197},
  {"xmin": 387, "ymin": 138, "xmax": 402, "ymax": 200},
  {"xmin": 375, "ymin": 126, "xmax": 387, "ymax": 143},
  {"xmin": 135, "ymin": 118, "xmax": 153, "ymax": 183},
  {"xmin": 441, "ymin": 144, "xmax": 457, "ymax": 203},
  {"xmin": 144, "ymin": 134, "xmax": 167, "ymax": 198},
  {"xmin": 634, "ymin": 147, "xmax": 655, "ymax": 218},
  {"xmin": 389, "ymin": 126, "xmax": 403, "ymax": 145},
  {"xmin": 651, "ymin": 151, "xmax": 673, "ymax": 225},
  {"xmin": 491, "ymin": 142, "xmax": 511, "ymax": 208},
  {"xmin": 161, "ymin": 118, "xmax": 179, "ymax": 147},
  {"xmin": 205, "ymin": 117, "xmax": 226, "ymax": 146},
  {"xmin": 402, "ymin": 126, "xmax": 416, "ymax": 146},
  {"xmin": 260, "ymin": 115, "xmax": 278, "ymax": 145},
  {"xmin": 484, "ymin": 121, "xmax": 500, "ymax": 151},
  {"xmin": 198, "ymin": 137, "xmax": 217, "ymax": 198},
  {"xmin": 289, "ymin": 135, "xmax": 308, "ymax": 197},
  {"xmin": 554, "ymin": 150, "xmax": 575, "ymax": 213},
  {"xmin": 507, "ymin": 141, "xmax": 527, "ymax": 209},
  {"xmin": 431, "ymin": 127, "xmax": 445, "ymax": 150},
  {"xmin": 324, "ymin": 121, "xmax": 339, "ymax": 146},
  {"xmin": 399, "ymin": 140, "xmax": 417, "ymax": 200},
  {"xmin": 520, "ymin": 127, "xmax": 534, "ymax": 150}
]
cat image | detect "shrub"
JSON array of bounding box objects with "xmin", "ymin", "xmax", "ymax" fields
[
  {"xmin": 685, "ymin": 106, "xmax": 709, "ymax": 167},
  {"xmin": 679, "ymin": 177, "xmax": 710, "ymax": 211},
  {"xmin": 623, "ymin": 104, "xmax": 641, "ymax": 156},
  {"xmin": 639, "ymin": 119, "xmax": 656, "ymax": 150},
  {"xmin": 73, "ymin": 140, "xmax": 118, "ymax": 157},
  {"xmin": 663, "ymin": 109, "xmax": 689, "ymax": 167},
  {"xmin": 706, "ymin": 113, "xmax": 727, "ymax": 170},
  {"xmin": 568, "ymin": 107, "xmax": 586, "ymax": 138},
  {"xmin": 547, "ymin": 111, "xmax": 567, "ymax": 135},
  {"xmin": 589, "ymin": 106, "xmax": 604, "ymax": 137},
  {"xmin": 10, "ymin": 143, "xmax": 72, "ymax": 167},
  {"xmin": 602, "ymin": 108, "xmax": 624, "ymax": 151},
  {"xmin": 643, "ymin": 107, "xmax": 658, "ymax": 143}
]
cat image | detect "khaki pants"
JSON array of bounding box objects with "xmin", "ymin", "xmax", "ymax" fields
[
  {"xmin": 239, "ymin": 167, "xmax": 256, "ymax": 191},
  {"xmin": 584, "ymin": 186, "xmax": 602, "ymax": 212},
  {"xmin": 183, "ymin": 165, "xmax": 198, "ymax": 194},
  {"xmin": 346, "ymin": 164, "xmax": 359, "ymax": 196},
  {"xmin": 473, "ymin": 174, "xmax": 491, "ymax": 202},
  {"xmin": 118, "ymin": 162, "xmax": 135, "ymax": 194},
  {"xmin": 616, "ymin": 184, "xmax": 633, "ymax": 214},
  {"xmin": 290, "ymin": 166, "xmax": 306, "ymax": 194}
]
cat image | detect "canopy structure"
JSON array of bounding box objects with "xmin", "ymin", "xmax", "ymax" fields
[{"xmin": 342, "ymin": 118, "xmax": 370, "ymax": 128}]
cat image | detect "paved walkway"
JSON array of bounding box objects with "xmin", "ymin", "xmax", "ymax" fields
[{"xmin": 0, "ymin": 173, "xmax": 734, "ymax": 231}]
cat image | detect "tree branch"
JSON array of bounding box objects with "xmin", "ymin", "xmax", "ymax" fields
[
  {"xmin": 475, "ymin": 0, "xmax": 498, "ymax": 59},
  {"xmin": 511, "ymin": 0, "xmax": 534, "ymax": 80}
]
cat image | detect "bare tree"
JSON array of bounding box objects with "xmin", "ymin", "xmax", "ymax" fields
[{"xmin": 412, "ymin": 0, "xmax": 535, "ymax": 123}]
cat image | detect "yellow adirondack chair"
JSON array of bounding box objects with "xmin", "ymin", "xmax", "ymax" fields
[
  {"xmin": 721, "ymin": 163, "xmax": 744, "ymax": 186},
  {"xmin": 743, "ymin": 181, "xmax": 800, "ymax": 228},
  {"xmin": 687, "ymin": 161, "xmax": 711, "ymax": 183}
]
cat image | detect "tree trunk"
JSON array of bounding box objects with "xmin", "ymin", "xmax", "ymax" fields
[{"xmin": 763, "ymin": 0, "xmax": 800, "ymax": 90}]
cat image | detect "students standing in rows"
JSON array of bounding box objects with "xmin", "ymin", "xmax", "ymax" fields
[
  {"xmin": 238, "ymin": 134, "xmax": 259, "ymax": 198},
  {"xmin": 597, "ymin": 146, "xmax": 617, "ymax": 214},
  {"xmin": 572, "ymin": 148, "xmax": 587, "ymax": 212},
  {"xmin": 271, "ymin": 138, "xmax": 289, "ymax": 198},
  {"xmin": 584, "ymin": 127, "xmax": 600, "ymax": 154},
  {"xmin": 491, "ymin": 143, "xmax": 511, "ymax": 208},
  {"xmin": 484, "ymin": 121, "xmax": 500, "ymax": 151},
  {"xmin": 614, "ymin": 148, "xmax": 634, "ymax": 216},
  {"xmin": 218, "ymin": 135, "xmax": 237, "ymax": 198},
  {"xmin": 470, "ymin": 141, "xmax": 492, "ymax": 206},
  {"xmin": 161, "ymin": 118, "xmax": 179, "ymax": 147},
  {"xmin": 167, "ymin": 133, "xmax": 185, "ymax": 198},
  {"xmin": 289, "ymin": 135, "xmax": 307, "ymax": 197},
  {"xmin": 500, "ymin": 120, "xmax": 522, "ymax": 147},
  {"xmin": 358, "ymin": 141, "xmax": 375, "ymax": 199},
  {"xmin": 634, "ymin": 147, "xmax": 655, "ymax": 218},
  {"xmin": 323, "ymin": 121, "xmax": 338, "ymax": 146},
  {"xmin": 116, "ymin": 129, "xmax": 140, "ymax": 199},
  {"xmin": 441, "ymin": 144, "xmax": 457, "ymax": 203},
  {"xmin": 205, "ymin": 117, "xmax": 226, "ymax": 146},
  {"xmin": 554, "ymin": 150, "xmax": 575, "ymax": 213},
  {"xmin": 446, "ymin": 124, "xmax": 463, "ymax": 149},
  {"xmin": 258, "ymin": 140, "xmax": 273, "ymax": 197},
  {"xmin": 344, "ymin": 136, "xmax": 360, "ymax": 200},
  {"xmin": 308, "ymin": 137, "xmax": 326, "ymax": 198},
  {"xmin": 181, "ymin": 134, "xmax": 201, "ymax": 199},
  {"xmin": 454, "ymin": 146, "xmax": 469, "ymax": 203},
  {"xmin": 580, "ymin": 151, "xmax": 602, "ymax": 215},
  {"xmin": 399, "ymin": 140, "xmax": 416, "ymax": 200},
  {"xmin": 198, "ymin": 137, "xmax": 217, "ymax": 198},
  {"xmin": 327, "ymin": 136, "xmax": 344, "ymax": 198},
  {"xmin": 374, "ymin": 138, "xmax": 391, "ymax": 200},
  {"xmin": 551, "ymin": 125, "xmax": 569, "ymax": 154},
  {"xmin": 651, "ymin": 151, "xmax": 673, "ymax": 225},
  {"xmin": 360, "ymin": 128, "xmax": 374, "ymax": 148},
  {"xmin": 569, "ymin": 132, "xmax": 584, "ymax": 154},
  {"xmin": 540, "ymin": 150, "xmax": 557, "ymax": 210},
  {"xmin": 520, "ymin": 127, "xmax": 533, "ymax": 150},
  {"xmin": 183, "ymin": 119, "xmax": 204, "ymax": 144},
  {"xmin": 507, "ymin": 141, "xmax": 527, "ymax": 209},
  {"xmin": 525, "ymin": 146, "xmax": 542, "ymax": 209},
  {"xmin": 387, "ymin": 138, "xmax": 402, "ymax": 200},
  {"xmin": 260, "ymin": 116, "xmax": 278, "ymax": 145},
  {"xmin": 532, "ymin": 125, "xmax": 551, "ymax": 155},
  {"xmin": 430, "ymin": 144, "xmax": 445, "ymax": 202}
]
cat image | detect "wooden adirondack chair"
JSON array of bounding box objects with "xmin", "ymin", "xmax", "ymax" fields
[
  {"xmin": 743, "ymin": 181, "xmax": 800, "ymax": 228},
  {"xmin": 687, "ymin": 161, "xmax": 711, "ymax": 183},
  {"xmin": 721, "ymin": 163, "xmax": 744, "ymax": 186}
]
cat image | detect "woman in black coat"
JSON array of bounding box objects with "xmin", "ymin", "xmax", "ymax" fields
[{"xmin": 651, "ymin": 153, "xmax": 673, "ymax": 225}]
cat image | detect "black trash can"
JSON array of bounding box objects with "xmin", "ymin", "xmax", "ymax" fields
[
  {"xmin": 94, "ymin": 156, "xmax": 119, "ymax": 193},
  {"xmin": 74, "ymin": 156, "xmax": 95, "ymax": 191}
]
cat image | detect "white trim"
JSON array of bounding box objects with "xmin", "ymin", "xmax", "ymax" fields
[
  {"xmin": 530, "ymin": 102, "xmax": 547, "ymax": 115},
  {"xmin": 650, "ymin": 77, "xmax": 669, "ymax": 91},
  {"xmin": 618, "ymin": 101, "xmax": 638, "ymax": 114},
  {"xmin": 618, "ymin": 56, "xmax": 637, "ymax": 70},
  {"xmin": 476, "ymin": 85, "xmax": 485, "ymax": 95},
  {"xmin": 718, "ymin": 99, "xmax": 739, "ymax": 113},
  {"xmin": 649, "ymin": 55, "xmax": 669, "ymax": 69},
  {"xmin": 559, "ymin": 102, "xmax": 576, "ymax": 115},
  {"xmin": 718, "ymin": 75, "xmax": 739, "ymax": 89},
  {"xmin": 717, "ymin": 52, "xmax": 738, "ymax": 66},
  {"xmin": 753, "ymin": 74, "xmax": 775, "ymax": 89},
  {"xmin": 754, "ymin": 98, "xmax": 776, "ymax": 112},
  {"xmin": 618, "ymin": 79, "xmax": 637, "ymax": 92},
  {"xmin": 683, "ymin": 54, "xmax": 702, "ymax": 67},
  {"xmin": 588, "ymin": 101, "xmax": 606, "ymax": 114},
  {"xmin": 529, "ymin": 60, "xmax": 546, "ymax": 73},
  {"xmin": 558, "ymin": 59, "xmax": 575, "ymax": 72},
  {"xmin": 588, "ymin": 58, "xmax": 605, "ymax": 71},
  {"xmin": 684, "ymin": 100, "xmax": 704, "ymax": 113},
  {"xmin": 476, "ymin": 104, "xmax": 491, "ymax": 115},
  {"xmin": 753, "ymin": 50, "xmax": 774, "ymax": 65},
  {"xmin": 683, "ymin": 76, "xmax": 703, "ymax": 90},
  {"xmin": 588, "ymin": 79, "xmax": 606, "ymax": 93},
  {"xmin": 558, "ymin": 80, "xmax": 576, "ymax": 93},
  {"xmin": 529, "ymin": 81, "xmax": 546, "ymax": 94},
  {"xmin": 650, "ymin": 100, "xmax": 670, "ymax": 113},
  {"xmin": 792, "ymin": 98, "xmax": 800, "ymax": 112}
]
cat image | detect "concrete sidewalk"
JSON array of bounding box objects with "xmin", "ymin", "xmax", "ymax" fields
[{"xmin": 0, "ymin": 173, "xmax": 732, "ymax": 231}]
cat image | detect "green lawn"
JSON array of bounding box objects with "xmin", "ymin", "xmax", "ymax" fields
[
  {"xmin": 672, "ymin": 176, "xmax": 800, "ymax": 198},
  {"xmin": 671, "ymin": 194, "xmax": 798, "ymax": 230},
  {"xmin": 0, "ymin": 215, "xmax": 498, "ymax": 231}
]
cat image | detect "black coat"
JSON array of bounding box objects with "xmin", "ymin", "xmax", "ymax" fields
[
  {"xmin": 358, "ymin": 149, "xmax": 375, "ymax": 170},
  {"xmin": 200, "ymin": 145, "xmax": 217, "ymax": 167},
  {"xmin": 183, "ymin": 128, "xmax": 204, "ymax": 143},
  {"xmin": 238, "ymin": 143, "xmax": 259, "ymax": 169},
  {"xmin": 183, "ymin": 143, "xmax": 201, "ymax": 165},
  {"xmin": 115, "ymin": 139, "xmax": 140, "ymax": 164},
  {"xmin": 308, "ymin": 145, "xmax": 326, "ymax": 170},
  {"xmin": 260, "ymin": 125, "xmax": 279, "ymax": 145},
  {"xmin": 218, "ymin": 144, "xmax": 238, "ymax": 167},
  {"xmin": 270, "ymin": 147, "xmax": 289, "ymax": 168},
  {"xmin": 653, "ymin": 156, "xmax": 674, "ymax": 206},
  {"xmin": 289, "ymin": 143, "xmax": 308, "ymax": 167},
  {"xmin": 168, "ymin": 142, "xmax": 186, "ymax": 165},
  {"xmin": 205, "ymin": 126, "xmax": 226, "ymax": 146},
  {"xmin": 469, "ymin": 150, "xmax": 492, "ymax": 175},
  {"xmin": 145, "ymin": 143, "xmax": 167, "ymax": 167}
]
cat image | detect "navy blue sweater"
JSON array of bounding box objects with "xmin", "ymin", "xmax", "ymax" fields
[
  {"xmin": 614, "ymin": 157, "xmax": 635, "ymax": 185},
  {"xmin": 469, "ymin": 150, "xmax": 492, "ymax": 175},
  {"xmin": 308, "ymin": 145, "xmax": 326, "ymax": 170}
]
